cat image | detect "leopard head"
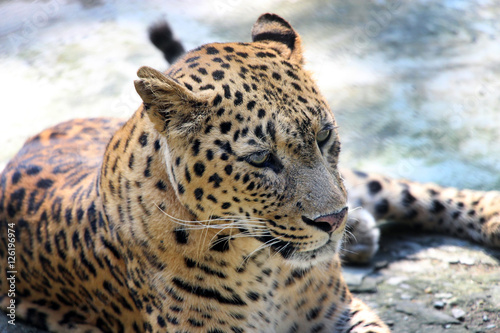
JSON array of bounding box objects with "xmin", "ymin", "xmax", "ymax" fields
[{"xmin": 134, "ymin": 13, "xmax": 347, "ymax": 266}]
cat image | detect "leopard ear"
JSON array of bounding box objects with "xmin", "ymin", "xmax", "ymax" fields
[
  {"xmin": 134, "ymin": 66, "xmax": 209, "ymax": 134},
  {"xmin": 251, "ymin": 13, "xmax": 303, "ymax": 64},
  {"xmin": 134, "ymin": 66, "xmax": 200, "ymax": 109}
]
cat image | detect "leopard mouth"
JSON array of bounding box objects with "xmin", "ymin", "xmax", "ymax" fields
[
  {"xmin": 254, "ymin": 234, "xmax": 298, "ymax": 259},
  {"xmin": 249, "ymin": 214, "xmax": 347, "ymax": 263},
  {"xmin": 289, "ymin": 238, "xmax": 341, "ymax": 264},
  {"xmin": 255, "ymin": 233, "xmax": 340, "ymax": 263}
]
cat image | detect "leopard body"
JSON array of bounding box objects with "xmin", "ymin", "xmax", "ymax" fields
[{"xmin": 1, "ymin": 13, "xmax": 499, "ymax": 333}]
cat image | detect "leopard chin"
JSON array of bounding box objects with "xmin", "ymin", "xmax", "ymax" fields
[{"xmin": 255, "ymin": 230, "xmax": 344, "ymax": 267}]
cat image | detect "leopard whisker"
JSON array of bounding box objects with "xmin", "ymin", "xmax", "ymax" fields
[
  {"xmin": 271, "ymin": 241, "xmax": 295, "ymax": 260},
  {"xmin": 208, "ymin": 224, "xmax": 268, "ymax": 245},
  {"xmin": 155, "ymin": 203, "xmax": 241, "ymax": 224},
  {"xmin": 209, "ymin": 232, "xmax": 269, "ymax": 248},
  {"xmin": 155, "ymin": 204, "xmax": 268, "ymax": 228},
  {"xmin": 237, "ymin": 236, "xmax": 284, "ymax": 269}
]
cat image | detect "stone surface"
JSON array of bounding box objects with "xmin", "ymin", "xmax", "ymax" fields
[
  {"xmin": 452, "ymin": 308, "xmax": 466, "ymax": 320},
  {"xmin": 395, "ymin": 301, "xmax": 460, "ymax": 325},
  {"xmin": 347, "ymin": 228, "xmax": 500, "ymax": 333}
]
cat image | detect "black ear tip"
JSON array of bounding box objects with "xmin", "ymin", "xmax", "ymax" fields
[
  {"xmin": 257, "ymin": 13, "xmax": 293, "ymax": 30},
  {"xmin": 252, "ymin": 13, "xmax": 297, "ymax": 52}
]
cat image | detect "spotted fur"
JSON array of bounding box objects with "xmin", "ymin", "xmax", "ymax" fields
[
  {"xmin": 0, "ymin": 14, "xmax": 390, "ymax": 332},
  {"xmin": 342, "ymin": 168, "xmax": 500, "ymax": 262}
]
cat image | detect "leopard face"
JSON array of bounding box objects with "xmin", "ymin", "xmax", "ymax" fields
[{"xmin": 135, "ymin": 14, "xmax": 348, "ymax": 266}]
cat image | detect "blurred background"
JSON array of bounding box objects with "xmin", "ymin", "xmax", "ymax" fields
[{"xmin": 1, "ymin": 0, "xmax": 499, "ymax": 190}]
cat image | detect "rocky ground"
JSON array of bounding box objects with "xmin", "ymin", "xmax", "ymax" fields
[
  {"xmin": 345, "ymin": 225, "xmax": 500, "ymax": 333},
  {"xmin": 1, "ymin": 1, "xmax": 499, "ymax": 332}
]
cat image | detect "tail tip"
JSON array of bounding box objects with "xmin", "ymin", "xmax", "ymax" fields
[{"xmin": 148, "ymin": 20, "xmax": 185, "ymax": 64}]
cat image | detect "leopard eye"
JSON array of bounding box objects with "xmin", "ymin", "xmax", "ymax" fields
[
  {"xmin": 247, "ymin": 151, "xmax": 269, "ymax": 167},
  {"xmin": 316, "ymin": 129, "xmax": 331, "ymax": 144}
]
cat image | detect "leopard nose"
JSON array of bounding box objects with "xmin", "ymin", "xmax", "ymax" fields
[{"xmin": 309, "ymin": 207, "xmax": 348, "ymax": 233}]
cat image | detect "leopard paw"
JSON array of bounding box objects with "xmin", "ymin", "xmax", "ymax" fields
[{"xmin": 342, "ymin": 208, "xmax": 380, "ymax": 264}]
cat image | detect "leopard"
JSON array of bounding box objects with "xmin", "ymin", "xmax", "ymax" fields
[
  {"xmin": 0, "ymin": 12, "xmax": 497, "ymax": 333},
  {"xmin": 0, "ymin": 13, "xmax": 390, "ymax": 333}
]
